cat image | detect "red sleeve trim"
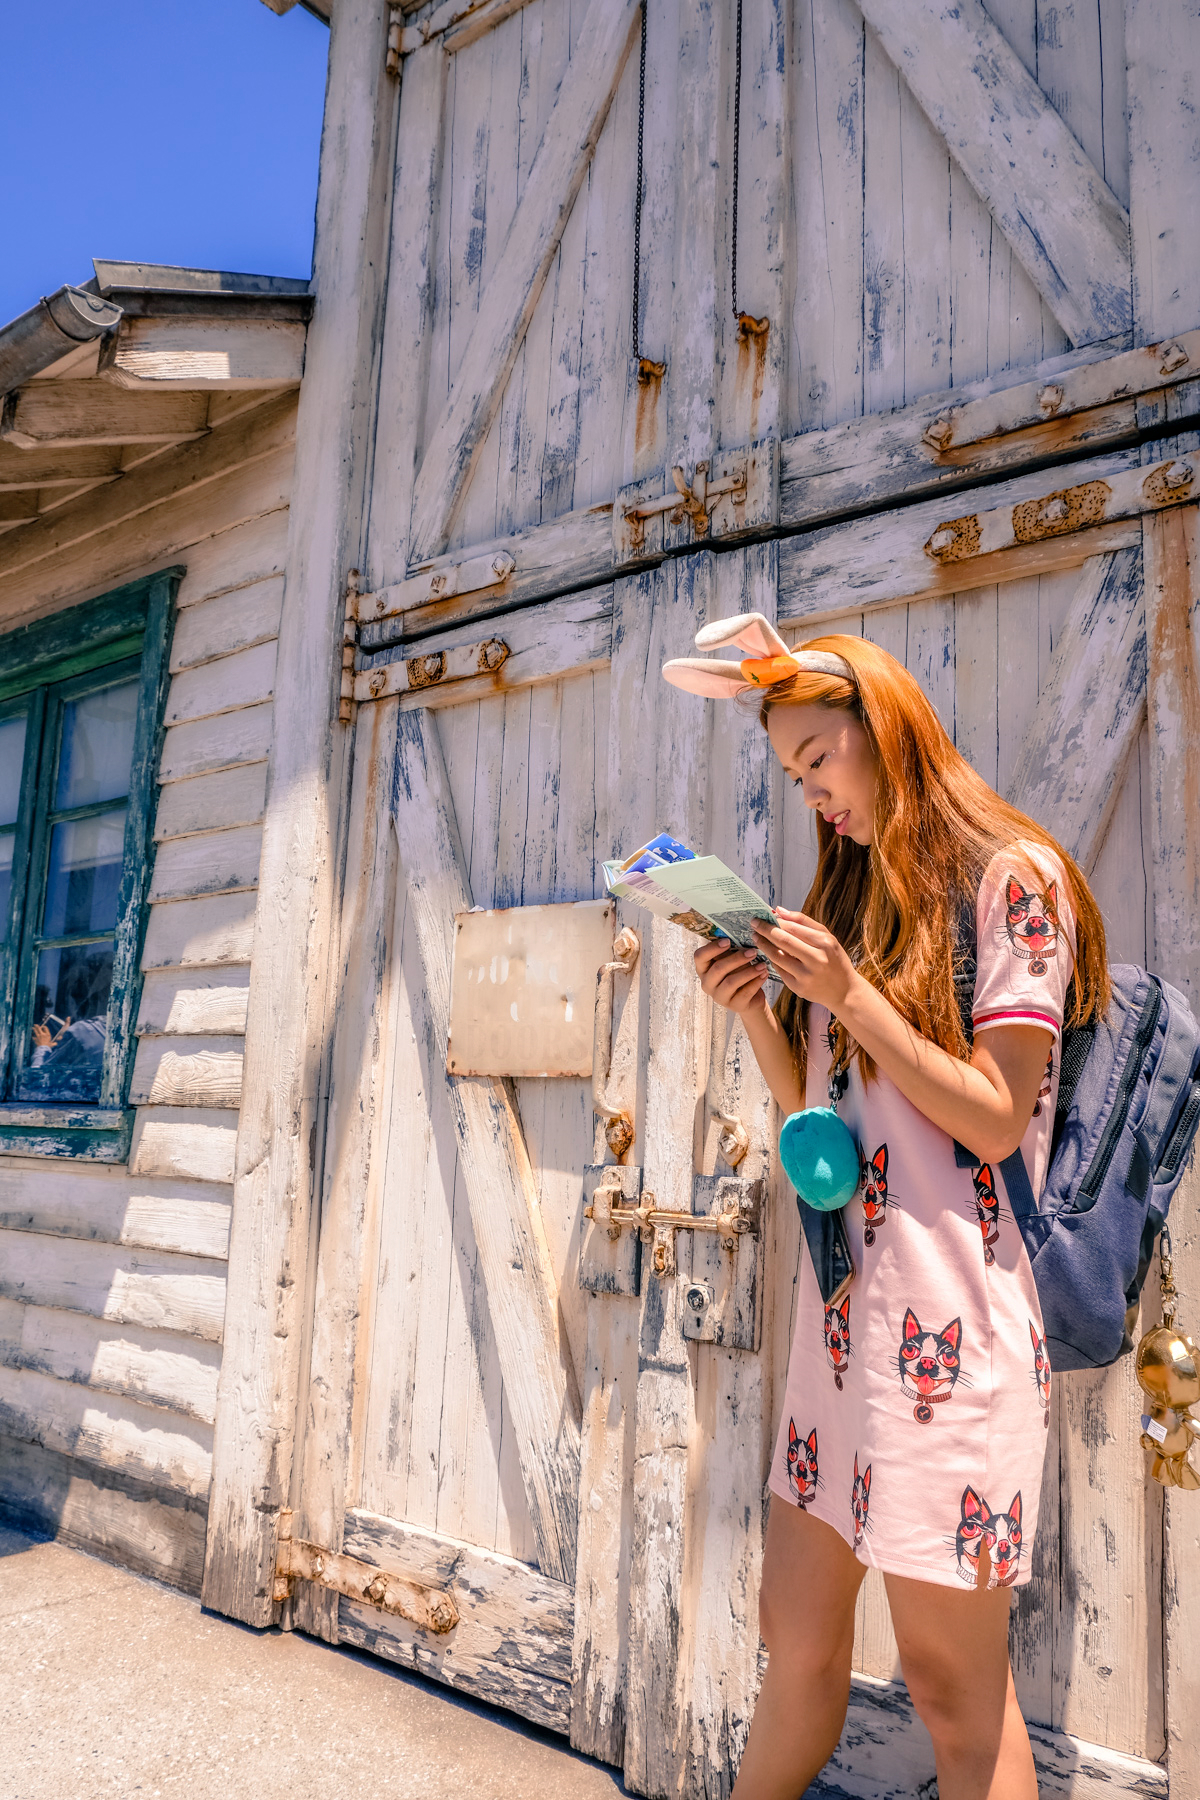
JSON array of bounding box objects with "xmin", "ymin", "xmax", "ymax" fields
[{"xmin": 972, "ymin": 1007, "xmax": 1061, "ymax": 1034}]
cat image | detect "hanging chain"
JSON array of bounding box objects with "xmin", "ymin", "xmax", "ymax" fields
[
  {"xmin": 1161, "ymin": 1225, "xmax": 1178, "ymax": 1329},
  {"xmin": 731, "ymin": 0, "xmax": 743, "ymax": 320},
  {"xmin": 631, "ymin": 0, "xmax": 648, "ymax": 363}
]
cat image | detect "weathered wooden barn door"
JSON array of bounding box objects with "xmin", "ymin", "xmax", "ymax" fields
[
  {"xmin": 209, "ymin": 0, "xmax": 1197, "ymax": 1794},
  {"xmin": 287, "ymin": 545, "xmax": 782, "ymax": 1787}
]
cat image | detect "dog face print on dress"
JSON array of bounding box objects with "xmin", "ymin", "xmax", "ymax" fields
[
  {"xmin": 951, "ymin": 1488, "xmax": 1023, "ymax": 1587},
  {"xmin": 786, "ymin": 1421, "xmax": 819, "ymax": 1508},
  {"xmin": 824, "ymin": 1296, "xmax": 851, "ymax": 1391},
  {"xmin": 1030, "ymin": 1320, "xmax": 1052, "ymax": 1426},
  {"xmin": 1005, "ymin": 876, "xmax": 1060, "ymax": 977},
  {"xmin": 862, "ymin": 1144, "xmax": 890, "ymax": 1246},
  {"xmin": 972, "ymin": 1164, "xmax": 1001, "ymax": 1266},
  {"xmin": 954, "ymin": 1486, "xmax": 989, "ymax": 1585},
  {"xmin": 984, "ymin": 1494, "xmax": 1023, "ymax": 1588},
  {"xmin": 851, "ymin": 1455, "xmax": 872, "ymax": 1550},
  {"xmin": 898, "ymin": 1308, "xmax": 963, "ymax": 1423}
]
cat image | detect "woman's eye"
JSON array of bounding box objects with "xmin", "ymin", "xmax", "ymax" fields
[{"xmin": 809, "ymin": 754, "xmax": 825, "ymax": 771}]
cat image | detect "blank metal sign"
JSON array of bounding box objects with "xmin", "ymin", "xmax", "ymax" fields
[{"xmin": 446, "ymin": 899, "xmax": 615, "ymax": 1076}]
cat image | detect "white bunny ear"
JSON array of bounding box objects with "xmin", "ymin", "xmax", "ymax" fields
[
  {"xmin": 662, "ymin": 657, "xmax": 751, "ymax": 698},
  {"xmin": 692, "ymin": 611, "xmax": 791, "ymax": 660}
]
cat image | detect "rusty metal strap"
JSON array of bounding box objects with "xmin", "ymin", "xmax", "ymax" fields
[{"xmin": 274, "ymin": 1515, "xmax": 458, "ymax": 1634}]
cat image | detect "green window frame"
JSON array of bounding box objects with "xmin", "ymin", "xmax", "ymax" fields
[{"xmin": 0, "ymin": 568, "xmax": 180, "ymax": 1160}]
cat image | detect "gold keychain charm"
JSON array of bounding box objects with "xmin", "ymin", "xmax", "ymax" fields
[{"xmin": 1135, "ymin": 1228, "xmax": 1200, "ymax": 1490}]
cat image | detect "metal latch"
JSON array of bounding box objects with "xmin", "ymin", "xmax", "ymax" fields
[
  {"xmin": 621, "ymin": 460, "xmax": 747, "ymax": 547},
  {"xmin": 583, "ymin": 1180, "xmax": 756, "ymax": 1278},
  {"xmin": 592, "ymin": 926, "xmax": 641, "ymax": 1158},
  {"xmin": 274, "ymin": 1510, "xmax": 459, "ymax": 1634}
]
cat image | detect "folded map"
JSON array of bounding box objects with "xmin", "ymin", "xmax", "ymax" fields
[{"xmin": 602, "ymin": 833, "xmax": 779, "ymax": 970}]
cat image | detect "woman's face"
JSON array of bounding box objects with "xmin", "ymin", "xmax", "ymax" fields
[{"xmin": 767, "ymin": 702, "xmax": 878, "ymax": 847}]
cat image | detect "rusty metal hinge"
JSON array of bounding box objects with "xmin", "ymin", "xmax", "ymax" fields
[
  {"xmin": 338, "ymin": 569, "xmax": 361, "ymax": 724},
  {"xmin": 274, "ymin": 1510, "xmax": 459, "ymax": 1634},
  {"xmin": 354, "ymin": 634, "xmax": 510, "ymax": 705},
  {"xmin": 613, "ymin": 439, "xmax": 779, "ymax": 560}
]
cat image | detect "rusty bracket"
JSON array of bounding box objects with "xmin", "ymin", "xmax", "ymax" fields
[
  {"xmin": 274, "ymin": 1510, "xmax": 459, "ymax": 1634},
  {"xmin": 622, "ymin": 461, "xmax": 747, "ymax": 544},
  {"xmin": 583, "ymin": 1182, "xmax": 757, "ymax": 1278},
  {"xmin": 353, "ymin": 635, "xmax": 510, "ymax": 706},
  {"xmin": 592, "ymin": 927, "xmax": 640, "ymax": 1158},
  {"xmin": 338, "ymin": 568, "xmax": 362, "ymax": 724}
]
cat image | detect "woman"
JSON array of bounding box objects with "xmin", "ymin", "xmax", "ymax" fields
[{"xmin": 675, "ymin": 625, "xmax": 1109, "ymax": 1800}]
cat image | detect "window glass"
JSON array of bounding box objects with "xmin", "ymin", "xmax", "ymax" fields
[
  {"xmin": 20, "ymin": 943, "xmax": 115, "ymax": 1102},
  {"xmin": 42, "ymin": 808, "xmax": 128, "ymax": 938},
  {"xmin": 55, "ymin": 681, "xmax": 139, "ymax": 810},
  {"xmin": 0, "ymin": 835, "xmax": 13, "ymax": 947},
  {"xmin": 0, "ymin": 716, "xmax": 26, "ymax": 824}
]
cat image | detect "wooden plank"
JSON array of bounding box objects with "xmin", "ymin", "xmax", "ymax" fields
[
  {"xmin": 164, "ymin": 641, "xmax": 276, "ymax": 727},
  {"xmin": 0, "ymin": 1433, "xmax": 207, "ymax": 1592},
  {"xmin": 0, "ymin": 1163, "xmax": 231, "ymax": 1260},
  {"xmin": 136, "ymin": 966, "xmax": 251, "ymax": 1038},
  {"xmin": 158, "ymin": 702, "xmax": 274, "ymax": 783},
  {"xmin": 777, "ymin": 446, "xmax": 1148, "ymax": 624},
  {"xmin": 290, "ymin": 698, "xmax": 401, "ymax": 1643},
  {"xmin": 173, "ymin": 509, "xmax": 289, "ymax": 608},
  {"xmin": 0, "ymin": 398, "xmax": 295, "ymax": 624},
  {"xmin": 623, "ymin": 556, "xmax": 712, "ymax": 1797},
  {"xmin": 202, "ymin": 0, "xmax": 402, "ymax": 1629},
  {"xmin": 102, "ymin": 317, "xmax": 306, "ymax": 390},
  {"xmin": 0, "ymin": 1298, "xmax": 221, "ymax": 1425},
  {"xmin": 820, "ymin": 1671, "xmax": 1168, "ymax": 1799},
  {"xmin": 130, "ymin": 1037, "xmax": 244, "ymax": 1110},
  {"xmin": 129, "ymin": 1106, "xmax": 238, "ymax": 1186},
  {"xmin": 0, "ymin": 445, "xmax": 123, "ymax": 490},
  {"xmin": 147, "ymin": 824, "xmax": 263, "ymax": 903},
  {"xmin": 360, "ymin": 40, "xmax": 445, "ymax": 591},
  {"xmin": 339, "ymin": 1510, "xmax": 573, "ymax": 1733},
  {"xmin": 140, "ymin": 892, "xmax": 257, "ymax": 969},
  {"xmin": 856, "ymin": 0, "xmax": 1131, "ymax": 345},
  {"xmin": 154, "ymin": 763, "xmax": 268, "ymax": 842},
  {"xmin": 0, "ymin": 1229, "xmax": 227, "ymax": 1341},
  {"xmin": 356, "ymin": 588, "xmax": 611, "ymax": 707},
  {"xmin": 407, "ymin": 0, "xmax": 641, "ymax": 561},
  {"xmin": 1142, "ymin": 498, "xmax": 1200, "ymax": 1788},
  {"xmin": 0, "ymin": 1363, "xmax": 212, "ymax": 1503},
  {"xmin": 1, "ymin": 385, "xmax": 210, "ymax": 449},
  {"xmin": 1127, "ymin": 0, "xmax": 1200, "ymax": 344},
  {"xmin": 1006, "ymin": 548, "xmax": 1146, "ymax": 872},
  {"xmin": 390, "ymin": 707, "xmax": 581, "ymax": 1582},
  {"xmin": 169, "ymin": 575, "xmax": 283, "ymax": 671}
]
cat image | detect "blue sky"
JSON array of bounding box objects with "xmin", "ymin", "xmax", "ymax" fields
[{"xmin": 0, "ymin": 0, "xmax": 330, "ymax": 325}]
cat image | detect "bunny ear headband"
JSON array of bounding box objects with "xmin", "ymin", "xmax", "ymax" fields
[{"xmin": 661, "ymin": 612, "xmax": 854, "ymax": 699}]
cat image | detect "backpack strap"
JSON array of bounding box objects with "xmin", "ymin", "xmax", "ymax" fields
[{"xmin": 1135, "ymin": 977, "xmax": 1198, "ymax": 1183}]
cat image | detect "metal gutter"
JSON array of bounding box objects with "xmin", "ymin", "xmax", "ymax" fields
[{"xmin": 0, "ymin": 287, "xmax": 123, "ymax": 394}]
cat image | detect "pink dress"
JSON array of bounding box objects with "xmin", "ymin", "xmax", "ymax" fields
[{"xmin": 767, "ymin": 844, "xmax": 1075, "ymax": 1589}]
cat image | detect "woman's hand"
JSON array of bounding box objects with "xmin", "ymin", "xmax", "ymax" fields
[
  {"xmin": 753, "ymin": 907, "xmax": 859, "ymax": 1013},
  {"xmin": 694, "ymin": 937, "xmax": 770, "ymax": 1017}
]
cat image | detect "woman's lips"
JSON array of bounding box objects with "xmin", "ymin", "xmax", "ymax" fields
[{"xmin": 825, "ymin": 809, "xmax": 850, "ymax": 835}]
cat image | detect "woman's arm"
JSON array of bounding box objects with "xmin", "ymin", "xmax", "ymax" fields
[
  {"xmin": 693, "ymin": 939, "xmax": 805, "ymax": 1115},
  {"xmin": 753, "ymin": 909, "xmax": 1050, "ymax": 1163}
]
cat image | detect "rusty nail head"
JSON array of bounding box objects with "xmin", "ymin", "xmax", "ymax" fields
[
  {"xmin": 1160, "ymin": 342, "xmax": 1190, "ymax": 375},
  {"xmin": 1038, "ymin": 383, "xmax": 1065, "ymax": 414},
  {"xmin": 923, "ymin": 416, "xmax": 954, "ymax": 451},
  {"xmin": 491, "ymin": 552, "xmax": 516, "ymax": 580},
  {"xmin": 1166, "ymin": 460, "xmax": 1194, "ymax": 489},
  {"xmin": 430, "ymin": 573, "xmax": 448, "ymax": 596},
  {"xmin": 368, "ymin": 669, "xmax": 387, "ymax": 697}
]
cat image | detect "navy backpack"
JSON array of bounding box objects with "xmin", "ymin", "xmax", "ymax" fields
[{"xmin": 957, "ymin": 962, "xmax": 1200, "ymax": 1371}]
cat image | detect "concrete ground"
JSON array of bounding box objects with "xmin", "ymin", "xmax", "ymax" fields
[
  {"xmin": 0, "ymin": 1522, "xmax": 844, "ymax": 1800},
  {"xmin": 0, "ymin": 1522, "xmax": 628, "ymax": 1800}
]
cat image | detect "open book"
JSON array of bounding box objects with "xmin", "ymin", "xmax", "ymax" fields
[{"xmin": 602, "ymin": 833, "xmax": 779, "ymax": 968}]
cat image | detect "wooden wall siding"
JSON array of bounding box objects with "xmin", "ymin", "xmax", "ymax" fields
[
  {"xmin": 0, "ymin": 414, "xmax": 291, "ymax": 1592},
  {"xmin": 402, "ymin": 0, "xmax": 1130, "ymax": 558},
  {"xmin": 768, "ymin": 563, "xmax": 1161, "ymax": 1760},
  {"xmin": 354, "ymin": 670, "xmax": 610, "ymax": 1567}
]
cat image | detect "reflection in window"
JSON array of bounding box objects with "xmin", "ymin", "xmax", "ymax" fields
[
  {"xmin": 14, "ymin": 675, "xmax": 138, "ymax": 1105},
  {"xmin": 0, "ymin": 714, "xmax": 27, "ymax": 946}
]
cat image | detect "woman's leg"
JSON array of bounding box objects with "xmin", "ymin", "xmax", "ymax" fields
[
  {"xmin": 732, "ymin": 1501, "xmax": 866, "ymax": 1800},
  {"xmin": 884, "ymin": 1559, "xmax": 1037, "ymax": 1800}
]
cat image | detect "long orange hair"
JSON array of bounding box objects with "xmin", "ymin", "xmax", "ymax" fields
[{"xmin": 758, "ymin": 633, "xmax": 1110, "ymax": 1088}]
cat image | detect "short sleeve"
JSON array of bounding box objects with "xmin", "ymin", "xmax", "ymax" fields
[{"xmin": 972, "ymin": 842, "xmax": 1077, "ymax": 1043}]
